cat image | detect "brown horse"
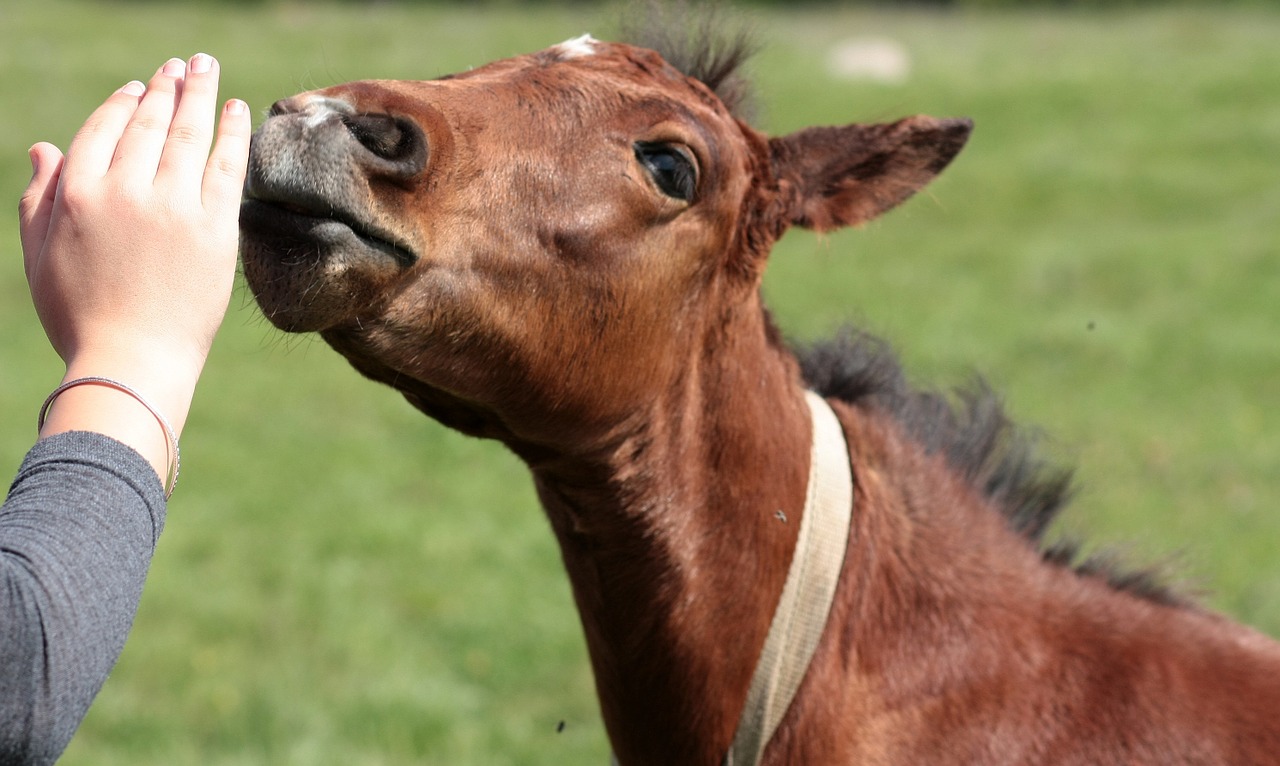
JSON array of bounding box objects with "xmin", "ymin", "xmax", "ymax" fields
[{"xmin": 239, "ymin": 28, "xmax": 1280, "ymax": 766}]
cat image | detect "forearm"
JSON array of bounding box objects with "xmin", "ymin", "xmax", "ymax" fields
[
  {"xmin": 0, "ymin": 432, "xmax": 166, "ymax": 765},
  {"xmin": 3, "ymin": 50, "xmax": 247, "ymax": 765}
]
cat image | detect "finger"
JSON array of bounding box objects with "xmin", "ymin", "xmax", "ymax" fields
[
  {"xmin": 18, "ymin": 143, "xmax": 66, "ymax": 280},
  {"xmin": 110, "ymin": 58, "xmax": 188, "ymax": 180},
  {"xmin": 59, "ymin": 80, "xmax": 146, "ymax": 180},
  {"xmin": 158, "ymin": 53, "xmax": 221, "ymax": 183},
  {"xmin": 202, "ymin": 98, "xmax": 252, "ymax": 217}
]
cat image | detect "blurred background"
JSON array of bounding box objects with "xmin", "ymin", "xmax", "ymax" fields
[{"xmin": 2, "ymin": 1, "xmax": 1277, "ymax": 763}]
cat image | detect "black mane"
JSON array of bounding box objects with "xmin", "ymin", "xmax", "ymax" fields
[
  {"xmin": 619, "ymin": 0, "xmax": 758, "ymax": 119},
  {"xmin": 797, "ymin": 328, "xmax": 1191, "ymax": 609}
]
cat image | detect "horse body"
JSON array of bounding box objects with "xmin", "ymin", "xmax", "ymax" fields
[
  {"xmin": 790, "ymin": 401, "xmax": 1280, "ymax": 765},
  {"xmin": 239, "ymin": 31, "xmax": 1280, "ymax": 764}
]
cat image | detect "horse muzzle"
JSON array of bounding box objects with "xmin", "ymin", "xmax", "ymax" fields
[{"xmin": 239, "ymin": 93, "xmax": 424, "ymax": 332}]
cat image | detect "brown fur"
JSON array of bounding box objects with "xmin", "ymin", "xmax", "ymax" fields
[{"xmin": 239, "ymin": 31, "xmax": 1280, "ymax": 766}]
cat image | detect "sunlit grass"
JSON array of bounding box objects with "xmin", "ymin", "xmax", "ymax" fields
[{"xmin": 1, "ymin": 2, "xmax": 1277, "ymax": 763}]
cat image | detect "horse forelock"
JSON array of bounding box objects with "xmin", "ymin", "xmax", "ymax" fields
[
  {"xmin": 618, "ymin": 0, "xmax": 759, "ymax": 120},
  {"xmin": 795, "ymin": 328, "xmax": 1195, "ymax": 610}
]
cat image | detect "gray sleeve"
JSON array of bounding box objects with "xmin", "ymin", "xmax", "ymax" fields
[{"xmin": 0, "ymin": 431, "xmax": 167, "ymax": 766}]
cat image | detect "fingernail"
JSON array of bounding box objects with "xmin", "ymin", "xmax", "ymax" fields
[
  {"xmin": 119, "ymin": 80, "xmax": 146, "ymax": 96},
  {"xmin": 225, "ymin": 98, "xmax": 247, "ymax": 115},
  {"xmin": 190, "ymin": 53, "xmax": 213, "ymax": 74},
  {"xmin": 28, "ymin": 146, "xmax": 40, "ymax": 176},
  {"xmin": 162, "ymin": 57, "xmax": 186, "ymax": 78}
]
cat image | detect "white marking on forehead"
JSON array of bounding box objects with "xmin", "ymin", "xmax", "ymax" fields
[{"xmin": 554, "ymin": 33, "xmax": 599, "ymax": 60}]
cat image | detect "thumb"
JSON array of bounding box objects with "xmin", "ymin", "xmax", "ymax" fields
[{"xmin": 19, "ymin": 142, "xmax": 65, "ymax": 281}]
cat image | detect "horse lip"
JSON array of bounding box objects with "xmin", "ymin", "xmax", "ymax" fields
[{"xmin": 240, "ymin": 195, "xmax": 417, "ymax": 268}]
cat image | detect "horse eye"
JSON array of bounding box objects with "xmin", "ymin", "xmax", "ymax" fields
[{"xmin": 635, "ymin": 142, "xmax": 697, "ymax": 202}]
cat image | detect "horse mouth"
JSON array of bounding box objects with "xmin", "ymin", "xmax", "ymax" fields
[
  {"xmin": 239, "ymin": 197, "xmax": 417, "ymax": 268},
  {"xmin": 239, "ymin": 192, "xmax": 418, "ymax": 333}
]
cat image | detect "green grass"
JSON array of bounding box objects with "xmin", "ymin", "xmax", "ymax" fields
[{"xmin": 2, "ymin": 2, "xmax": 1278, "ymax": 763}]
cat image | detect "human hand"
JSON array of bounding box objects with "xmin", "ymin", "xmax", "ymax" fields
[{"xmin": 18, "ymin": 54, "xmax": 250, "ymax": 482}]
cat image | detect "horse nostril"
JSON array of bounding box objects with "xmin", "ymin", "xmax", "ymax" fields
[{"xmin": 341, "ymin": 114, "xmax": 427, "ymax": 175}]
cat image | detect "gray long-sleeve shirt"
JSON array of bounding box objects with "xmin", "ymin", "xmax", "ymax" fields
[{"xmin": 1, "ymin": 431, "xmax": 166, "ymax": 765}]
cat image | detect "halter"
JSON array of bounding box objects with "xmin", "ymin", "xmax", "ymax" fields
[
  {"xmin": 723, "ymin": 391, "xmax": 854, "ymax": 766},
  {"xmin": 610, "ymin": 392, "xmax": 854, "ymax": 766}
]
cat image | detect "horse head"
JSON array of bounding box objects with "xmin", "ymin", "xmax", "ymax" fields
[{"xmin": 240, "ymin": 35, "xmax": 970, "ymax": 457}]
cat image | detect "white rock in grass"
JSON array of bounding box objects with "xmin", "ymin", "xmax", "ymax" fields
[{"xmin": 827, "ymin": 38, "xmax": 911, "ymax": 85}]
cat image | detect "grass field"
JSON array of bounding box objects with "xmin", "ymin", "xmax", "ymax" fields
[{"xmin": 2, "ymin": 2, "xmax": 1277, "ymax": 763}]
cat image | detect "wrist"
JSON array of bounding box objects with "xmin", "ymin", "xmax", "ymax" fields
[
  {"xmin": 60, "ymin": 349, "xmax": 205, "ymax": 437},
  {"xmin": 38, "ymin": 377, "xmax": 181, "ymax": 496}
]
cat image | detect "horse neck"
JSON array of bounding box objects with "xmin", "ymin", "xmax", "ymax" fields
[{"xmin": 524, "ymin": 310, "xmax": 812, "ymax": 765}]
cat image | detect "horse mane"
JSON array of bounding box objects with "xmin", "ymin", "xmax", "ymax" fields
[
  {"xmin": 618, "ymin": 0, "xmax": 759, "ymax": 119},
  {"xmin": 797, "ymin": 328, "xmax": 1192, "ymax": 609}
]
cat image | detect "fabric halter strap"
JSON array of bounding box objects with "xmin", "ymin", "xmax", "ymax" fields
[
  {"xmin": 723, "ymin": 390, "xmax": 854, "ymax": 766},
  {"xmin": 609, "ymin": 391, "xmax": 853, "ymax": 766}
]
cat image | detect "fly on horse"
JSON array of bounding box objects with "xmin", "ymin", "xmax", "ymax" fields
[{"xmin": 239, "ymin": 24, "xmax": 1280, "ymax": 766}]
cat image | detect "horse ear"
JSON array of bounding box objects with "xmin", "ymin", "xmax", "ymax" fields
[{"xmin": 769, "ymin": 116, "xmax": 973, "ymax": 232}]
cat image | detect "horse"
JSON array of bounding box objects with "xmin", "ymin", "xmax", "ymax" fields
[{"xmin": 238, "ymin": 27, "xmax": 1280, "ymax": 766}]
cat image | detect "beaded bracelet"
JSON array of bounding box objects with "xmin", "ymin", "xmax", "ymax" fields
[{"xmin": 37, "ymin": 376, "xmax": 181, "ymax": 499}]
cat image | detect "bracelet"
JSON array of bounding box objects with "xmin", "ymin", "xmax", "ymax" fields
[{"xmin": 37, "ymin": 376, "xmax": 181, "ymax": 499}]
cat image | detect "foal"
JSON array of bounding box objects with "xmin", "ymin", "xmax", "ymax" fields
[{"xmin": 239, "ymin": 32, "xmax": 1280, "ymax": 765}]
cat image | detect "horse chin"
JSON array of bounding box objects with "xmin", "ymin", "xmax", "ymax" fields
[{"xmin": 240, "ymin": 200, "xmax": 407, "ymax": 333}]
